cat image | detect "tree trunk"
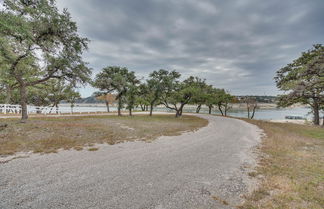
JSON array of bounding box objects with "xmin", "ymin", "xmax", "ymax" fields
[
  {"xmin": 218, "ymin": 105, "xmax": 224, "ymax": 116},
  {"xmin": 149, "ymin": 103, "xmax": 154, "ymax": 116},
  {"xmin": 196, "ymin": 104, "xmax": 201, "ymax": 113},
  {"xmin": 19, "ymin": 84, "xmax": 28, "ymax": 122},
  {"xmin": 224, "ymin": 103, "xmax": 228, "ymax": 116},
  {"xmin": 55, "ymin": 104, "xmax": 59, "ymax": 114},
  {"xmin": 208, "ymin": 105, "xmax": 212, "ymax": 114},
  {"xmin": 5, "ymin": 86, "xmax": 11, "ymax": 104},
  {"xmin": 140, "ymin": 104, "xmax": 145, "ymax": 111},
  {"xmin": 313, "ymin": 99, "xmax": 320, "ymax": 125},
  {"xmin": 129, "ymin": 108, "xmax": 132, "ymax": 116},
  {"xmin": 247, "ymin": 106, "xmax": 250, "ymax": 119},
  {"xmin": 118, "ymin": 99, "xmax": 122, "ymax": 116},
  {"xmin": 49, "ymin": 104, "xmax": 55, "ymax": 114},
  {"xmin": 251, "ymin": 106, "xmax": 257, "ymax": 119},
  {"xmin": 105, "ymin": 101, "xmax": 110, "ymax": 112},
  {"xmin": 177, "ymin": 103, "xmax": 186, "ymax": 117},
  {"xmin": 175, "ymin": 109, "xmax": 181, "ymax": 117}
]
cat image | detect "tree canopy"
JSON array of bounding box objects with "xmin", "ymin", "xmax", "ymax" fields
[
  {"xmin": 161, "ymin": 76, "xmax": 206, "ymax": 117},
  {"xmin": 93, "ymin": 66, "xmax": 139, "ymax": 116},
  {"xmin": 0, "ymin": 0, "xmax": 91, "ymax": 121},
  {"xmin": 275, "ymin": 44, "xmax": 324, "ymax": 125},
  {"xmin": 146, "ymin": 69, "xmax": 181, "ymax": 116}
]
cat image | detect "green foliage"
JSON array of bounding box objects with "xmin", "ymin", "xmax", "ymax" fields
[
  {"xmin": 125, "ymin": 83, "xmax": 139, "ymax": 114},
  {"xmin": 65, "ymin": 88, "xmax": 81, "ymax": 107},
  {"xmin": 93, "ymin": 66, "xmax": 139, "ymax": 115},
  {"xmin": 136, "ymin": 83, "xmax": 150, "ymax": 110},
  {"xmin": 29, "ymin": 79, "xmax": 80, "ymax": 108},
  {"xmin": 0, "ymin": 0, "xmax": 91, "ymax": 120},
  {"xmin": 146, "ymin": 69, "xmax": 181, "ymax": 115},
  {"xmin": 201, "ymin": 87, "xmax": 234, "ymax": 115},
  {"xmin": 161, "ymin": 75, "xmax": 207, "ymax": 117},
  {"xmin": 275, "ymin": 44, "xmax": 324, "ymax": 125},
  {"xmin": 0, "ymin": 0, "xmax": 91, "ymax": 85}
]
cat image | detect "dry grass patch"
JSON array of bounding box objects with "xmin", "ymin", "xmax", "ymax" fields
[
  {"xmin": 212, "ymin": 195, "xmax": 229, "ymax": 206},
  {"xmin": 240, "ymin": 119, "xmax": 324, "ymax": 209},
  {"xmin": 88, "ymin": 147, "xmax": 99, "ymax": 151},
  {"xmin": 0, "ymin": 114, "xmax": 207, "ymax": 156}
]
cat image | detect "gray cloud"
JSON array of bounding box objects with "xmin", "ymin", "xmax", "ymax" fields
[{"xmin": 57, "ymin": 0, "xmax": 324, "ymax": 96}]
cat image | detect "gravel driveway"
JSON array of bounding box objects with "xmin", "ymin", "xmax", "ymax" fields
[{"xmin": 0, "ymin": 114, "xmax": 262, "ymax": 209}]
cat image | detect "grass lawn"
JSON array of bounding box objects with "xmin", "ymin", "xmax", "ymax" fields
[
  {"xmin": 0, "ymin": 114, "xmax": 208, "ymax": 156},
  {"xmin": 240, "ymin": 119, "xmax": 324, "ymax": 209}
]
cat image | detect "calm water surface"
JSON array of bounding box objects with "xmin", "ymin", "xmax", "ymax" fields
[{"xmin": 56, "ymin": 105, "xmax": 319, "ymax": 121}]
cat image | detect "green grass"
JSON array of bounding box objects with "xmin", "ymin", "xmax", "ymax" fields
[
  {"xmin": 88, "ymin": 147, "xmax": 99, "ymax": 151},
  {"xmin": 275, "ymin": 122, "xmax": 324, "ymax": 140},
  {"xmin": 299, "ymin": 129, "xmax": 324, "ymax": 139}
]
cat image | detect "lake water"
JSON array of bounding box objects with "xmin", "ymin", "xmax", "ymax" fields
[
  {"xmin": 207, "ymin": 107, "xmax": 313, "ymax": 120},
  {"xmin": 55, "ymin": 104, "xmax": 320, "ymax": 121}
]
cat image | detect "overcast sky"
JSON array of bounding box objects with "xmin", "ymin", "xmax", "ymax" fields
[{"xmin": 56, "ymin": 0, "xmax": 324, "ymax": 97}]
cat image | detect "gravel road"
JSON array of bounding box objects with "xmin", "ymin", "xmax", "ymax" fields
[{"xmin": 0, "ymin": 114, "xmax": 262, "ymax": 209}]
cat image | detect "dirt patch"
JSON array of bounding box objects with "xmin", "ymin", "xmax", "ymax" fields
[{"xmin": 0, "ymin": 114, "xmax": 208, "ymax": 156}]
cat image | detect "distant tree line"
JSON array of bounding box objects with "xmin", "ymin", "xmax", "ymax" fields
[
  {"xmin": 236, "ymin": 96, "xmax": 277, "ymax": 103},
  {"xmin": 92, "ymin": 67, "xmax": 236, "ymax": 117}
]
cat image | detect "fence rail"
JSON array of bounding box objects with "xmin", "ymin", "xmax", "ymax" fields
[
  {"xmin": 0, "ymin": 104, "xmax": 65, "ymax": 115},
  {"xmin": 0, "ymin": 104, "xmax": 125, "ymax": 115},
  {"xmin": 0, "ymin": 104, "xmax": 21, "ymax": 114}
]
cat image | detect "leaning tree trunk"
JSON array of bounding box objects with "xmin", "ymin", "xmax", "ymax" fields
[
  {"xmin": 247, "ymin": 106, "xmax": 250, "ymax": 119},
  {"xmin": 312, "ymin": 100, "xmax": 320, "ymax": 125},
  {"xmin": 196, "ymin": 104, "xmax": 201, "ymax": 113},
  {"xmin": 251, "ymin": 106, "xmax": 257, "ymax": 119},
  {"xmin": 19, "ymin": 84, "xmax": 28, "ymax": 122},
  {"xmin": 208, "ymin": 105, "xmax": 212, "ymax": 114},
  {"xmin": 105, "ymin": 101, "xmax": 110, "ymax": 112},
  {"xmin": 140, "ymin": 104, "xmax": 145, "ymax": 111},
  {"xmin": 218, "ymin": 105, "xmax": 224, "ymax": 116},
  {"xmin": 177, "ymin": 103, "xmax": 186, "ymax": 117}
]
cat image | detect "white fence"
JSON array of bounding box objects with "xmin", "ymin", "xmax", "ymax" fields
[
  {"xmin": 0, "ymin": 104, "xmax": 120, "ymax": 115},
  {"xmin": 0, "ymin": 104, "xmax": 66, "ymax": 115},
  {"xmin": 0, "ymin": 104, "xmax": 21, "ymax": 114}
]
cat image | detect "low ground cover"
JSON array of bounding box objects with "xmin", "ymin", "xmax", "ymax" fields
[
  {"xmin": 241, "ymin": 120, "xmax": 324, "ymax": 209},
  {"xmin": 0, "ymin": 114, "xmax": 208, "ymax": 155}
]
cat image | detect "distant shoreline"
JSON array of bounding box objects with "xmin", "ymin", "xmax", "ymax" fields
[{"xmin": 59, "ymin": 102, "xmax": 307, "ymax": 110}]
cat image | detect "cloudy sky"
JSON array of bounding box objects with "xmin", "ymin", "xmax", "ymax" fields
[{"xmin": 56, "ymin": 0, "xmax": 324, "ymax": 97}]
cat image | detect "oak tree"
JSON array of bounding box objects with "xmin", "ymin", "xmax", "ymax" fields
[
  {"xmin": 275, "ymin": 44, "xmax": 324, "ymax": 125},
  {"xmin": 0, "ymin": 0, "xmax": 91, "ymax": 122}
]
